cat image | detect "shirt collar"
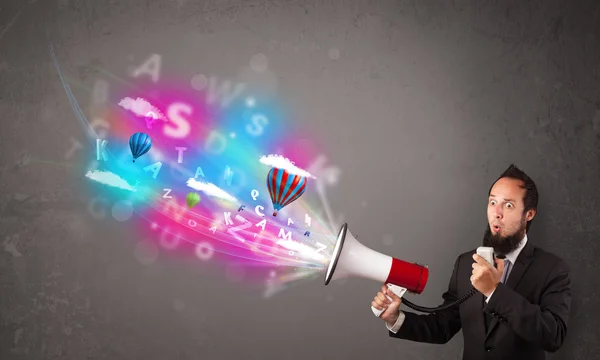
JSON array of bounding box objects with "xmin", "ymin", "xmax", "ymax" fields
[{"xmin": 502, "ymin": 233, "xmax": 528, "ymax": 264}]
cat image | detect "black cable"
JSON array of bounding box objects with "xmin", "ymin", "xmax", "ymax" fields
[
  {"xmin": 401, "ymin": 254, "xmax": 504, "ymax": 313},
  {"xmin": 400, "ymin": 288, "xmax": 478, "ymax": 313}
]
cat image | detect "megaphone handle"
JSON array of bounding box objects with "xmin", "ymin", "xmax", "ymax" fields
[{"xmin": 371, "ymin": 284, "xmax": 407, "ymax": 317}]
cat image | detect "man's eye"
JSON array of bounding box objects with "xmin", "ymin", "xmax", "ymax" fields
[{"xmin": 506, "ymin": 203, "xmax": 513, "ymax": 208}]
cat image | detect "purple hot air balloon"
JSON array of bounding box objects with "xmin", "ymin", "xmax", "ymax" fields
[{"xmin": 266, "ymin": 167, "xmax": 307, "ymax": 216}]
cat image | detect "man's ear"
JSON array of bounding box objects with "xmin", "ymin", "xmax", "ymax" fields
[{"xmin": 526, "ymin": 208, "xmax": 536, "ymax": 222}]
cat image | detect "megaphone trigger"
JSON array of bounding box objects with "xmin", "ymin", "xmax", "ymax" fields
[{"xmin": 371, "ymin": 284, "xmax": 407, "ymax": 317}]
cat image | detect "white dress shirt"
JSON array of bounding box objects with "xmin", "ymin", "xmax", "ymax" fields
[{"xmin": 386, "ymin": 234, "xmax": 528, "ymax": 333}]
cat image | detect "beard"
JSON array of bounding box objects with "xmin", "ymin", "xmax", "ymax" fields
[{"xmin": 482, "ymin": 218, "xmax": 527, "ymax": 256}]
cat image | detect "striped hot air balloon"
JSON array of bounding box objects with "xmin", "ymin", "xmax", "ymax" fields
[
  {"xmin": 129, "ymin": 132, "xmax": 152, "ymax": 162},
  {"xmin": 266, "ymin": 167, "xmax": 307, "ymax": 216}
]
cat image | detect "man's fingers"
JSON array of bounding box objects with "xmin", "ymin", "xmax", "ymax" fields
[
  {"xmin": 376, "ymin": 292, "xmax": 390, "ymax": 304},
  {"xmin": 472, "ymin": 254, "xmax": 491, "ymax": 267},
  {"xmin": 495, "ymin": 258, "xmax": 505, "ymax": 271},
  {"xmin": 371, "ymin": 300, "xmax": 383, "ymax": 310},
  {"xmin": 386, "ymin": 288, "xmax": 397, "ymax": 299}
]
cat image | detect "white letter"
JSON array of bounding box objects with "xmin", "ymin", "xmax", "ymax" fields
[
  {"xmin": 89, "ymin": 117, "xmax": 110, "ymax": 139},
  {"xmin": 305, "ymin": 214, "xmax": 311, "ymax": 227},
  {"xmin": 175, "ymin": 147, "xmax": 187, "ymax": 163},
  {"xmin": 162, "ymin": 200, "xmax": 185, "ymax": 223},
  {"xmin": 132, "ymin": 54, "xmax": 161, "ymax": 82},
  {"xmin": 164, "ymin": 103, "xmax": 191, "ymax": 139},
  {"xmin": 194, "ymin": 167, "xmax": 205, "ymax": 178},
  {"xmin": 87, "ymin": 197, "xmax": 108, "ymax": 220},
  {"xmin": 143, "ymin": 162, "xmax": 162, "ymax": 179},
  {"xmin": 160, "ymin": 227, "xmax": 180, "ymax": 249},
  {"xmin": 251, "ymin": 189, "xmax": 259, "ymax": 200},
  {"xmin": 224, "ymin": 212, "xmax": 233, "ymax": 225},
  {"xmin": 227, "ymin": 215, "xmax": 252, "ymax": 243},
  {"xmin": 205, "ymin": 76, "xmax": 246, "ymax": 107},
  {"xmin": 96, "ymin": 139, "xmax": 108, "ymax": 161},
  {"xmin": 278, "ymin": 228, "xmax": 292, "ymax": 241},
  {"xmin": 195, "ymin": 242, "xmax": 214, "ymax": 261},
  {"xmin": 255, "ymin": 205, "xmax": 264, "ymax": 217},
  {"xmin": 204, "ymin": 131, "xmax": 226, "ymax": 154},
  {"xmin": 65, "ymin": 137, "xmax": 83, "ymax": 159},
  {"xmin": 246, "ymin": 114, "xmax": 269, "ymax": 136},
  {"xmin": 307, "ymin": 155, "xmax": 341, "ymax": 186},
  {"xmin": 315, "ymin": 242, "xmax": 326, "ymax": 253},
  {"xmin": 223, "ymin": 166, "xmax": 233, "ymax": 186},
  {"xmin": 162, "ymin": 189, "xmax": 172, "ymax": 198},
  {"xmin": 144, "ymin": 111, "xmax": 159, "ymax": 129},
  {"xmin": 92, "ymin": 79, "xmax": 109, "ymax": 104},
  {"xmin": 255, "ymin": 219, "xmax": 267, "ymax": 231}
]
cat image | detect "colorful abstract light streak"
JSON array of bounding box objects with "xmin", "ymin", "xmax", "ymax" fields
[{"xmin": 51, "ymin": 46, "xmax": 342, "ymax": 294}]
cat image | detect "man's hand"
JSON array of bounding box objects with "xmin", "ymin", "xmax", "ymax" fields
[
  {"xmin": 371, "ymin": 284, "xmax": 402, "ymax": 326},
  {"xmin": 471, "ymin": 254, "xmax": 505, "ymax": 297}
]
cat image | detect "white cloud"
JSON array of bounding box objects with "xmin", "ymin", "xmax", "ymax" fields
[
  {"xmin": 186, "ymin": 178, "xmax": 238, "ymax": 203},
  {"xmin": 118, "ymin": 97, "xmax": 166, "ymax": 120},
  {"xmin": 85, "ymin": 170, "xmax": 137, "ymax": 192},
  {"xmin": 259, "ymin": 154, "xmax": 316, "ymax": 179}
]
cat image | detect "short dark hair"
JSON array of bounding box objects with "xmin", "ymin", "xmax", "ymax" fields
[{"xmin": 488, "ymin": 164, "xmax": 539, "ymax": 231}]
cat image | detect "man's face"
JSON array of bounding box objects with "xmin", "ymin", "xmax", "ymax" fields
[{"xmin": 483, "ymin": 177, "xmax": 535, "ymax": 255}]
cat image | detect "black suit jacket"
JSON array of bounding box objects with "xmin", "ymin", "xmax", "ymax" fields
[{"xmin": 389, "ymin": 240, "xmax": 572, "ymax": 360}]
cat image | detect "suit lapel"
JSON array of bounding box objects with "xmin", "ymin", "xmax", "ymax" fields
[{"xmin": 485, "ymin": 241, "xmax": 535, "ymax": 339}]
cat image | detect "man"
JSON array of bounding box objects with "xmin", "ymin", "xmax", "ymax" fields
[{"xmin": 371, "ymin": 164, "xmax": 572, "ymax": 360}]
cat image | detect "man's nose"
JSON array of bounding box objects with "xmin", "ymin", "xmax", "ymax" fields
[{"xmin": 494, "ymin": 210, "xmax": 503, "ymax": 219}]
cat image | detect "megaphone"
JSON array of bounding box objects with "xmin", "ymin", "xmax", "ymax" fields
[
  {"xmin": 324, "ymin": 222, "xmax": 428, "ymax": 293},
  {"xmin": 324, "ymin": 223, "xmax": 480, "ymax": 314}
]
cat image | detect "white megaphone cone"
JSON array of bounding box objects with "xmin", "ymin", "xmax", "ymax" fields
[{"xmin": 324, "ymin": 223, "xmax": 429, "ymax": 316}]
